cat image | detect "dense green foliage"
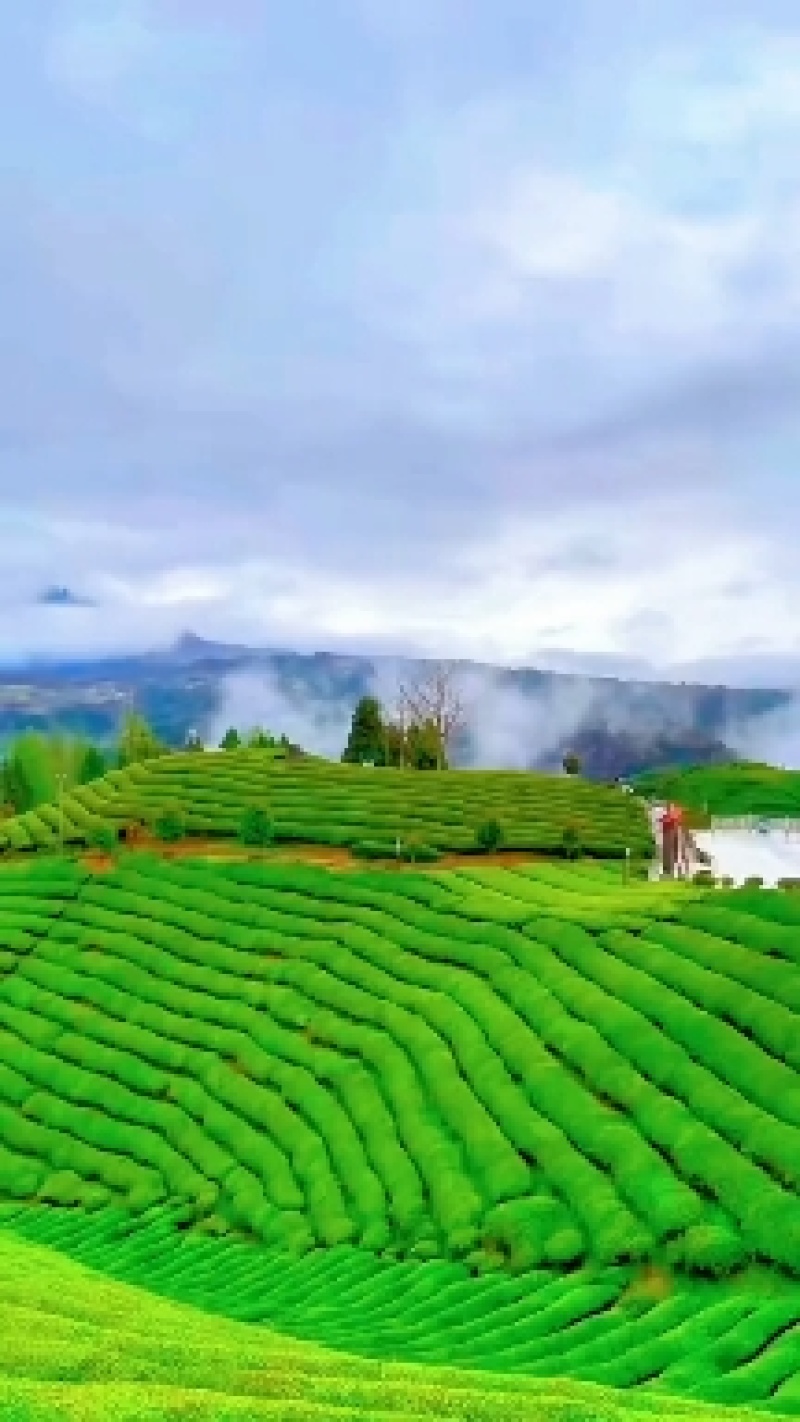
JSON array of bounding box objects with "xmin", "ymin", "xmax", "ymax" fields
[
  {"xmin": 0, "ymin": 749, "xmax": 654, "ymax": 857},
  {"xmin": 475, "ymin": 816, "xmax": 505, "ymax": 851},
  {"xmin": 238, "ymin": 805, "xmax": 276, "ymax": 847},
  {"xmin": 247, "ymin": 726, "xmax": 281, "ymax": 749},
  {"xmin": 86, "ymin": 822, "xmax": 117, "ymax": 852},
  {"xmin": 0, "ymin": 856, "xmax": 795, "ymax": 1276},
  {"xmin": 342, "ymin": 695, "xmax": 449, "ymax": 770},
  {"xmin": 0, "ymin": 856, "xmax": 799, "ymax": 1415},
  {"xmin": 7, "ymin": 1231, "xmax": 789, "ymax": 1422},
  {"xmin": 116, "ymin": 710, "xmax": 168, "ymax": 768},
  {"xmin": 1, "ymin": 732, "xmax": 107, "ymax": 816},
  {"xmin": 152, "ymin": 803, "xmax": 186, "ymax": 841},
  {"xmin": 342, "ymin": 695, "xmax": 387, "ymax": 765},
  {"xmin": 634, "ymin": 761, "xmax": 800, "ymax": 816}
]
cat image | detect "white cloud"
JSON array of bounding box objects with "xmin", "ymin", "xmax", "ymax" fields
[
  {"xmin": 4, "ymin": 484, "xmax": 796, "ymax": 680},
  {"xmin": 4, "ymin": 4, "xmax": 800, "ymax": 685}
]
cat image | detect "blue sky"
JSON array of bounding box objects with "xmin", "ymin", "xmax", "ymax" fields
[{"xmin": 3, "ymin": 0, "xmax": 800, "ymax": 683}]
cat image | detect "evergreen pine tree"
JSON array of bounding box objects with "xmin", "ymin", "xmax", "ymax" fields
[
  {"xmin": 342, "ymin": 696, "xmax": 386, "ymax": 765},
  {"xmin": 1, "ymin": 755, "xmax": 29, "ymax": 813},
  {"xmin": 78, "ymin": 745, "xmax": 107, "ymax": 783},
  {"xmin": 117, "ymin": 712, "xmax": 165, "ymax": 767}
]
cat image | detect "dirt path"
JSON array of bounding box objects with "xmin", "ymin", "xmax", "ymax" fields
[{"xmin": 81, "ymin": 837, "xmax": 554, "ymax": 874}]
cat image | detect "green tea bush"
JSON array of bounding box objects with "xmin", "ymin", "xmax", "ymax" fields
[
  {"xmin": 238, "ymin": 805, "xmax": 275, "ymax": 847},
  {"xmin": 560, "ymin": 822, "xmax": 583, "ymax": 859},
  {"xmin": 152, "ymin": 805, "xmax": 185, "ymax": 842},
  {"xmin": 401, "ymin": 842, "xmax": 440, "ymax": 863},
  {"xmin": 87, "ymin": 823, "xmax": 118, "ymax": 852},
  {"xmin": 474, "ymin": 818, "xmax": 505, "ymax": 852},
  {"xmin": 351, "ymin": 839, "xmax": 399, "ymax": 859}
]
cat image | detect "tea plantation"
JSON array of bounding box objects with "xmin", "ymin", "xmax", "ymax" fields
[
  {"xmin": 634, "ymin": 761, "xmax": 800, "ymax": 817},
  {"xmin": 0, "ymin": 748, "xmax": 654, "ymax": 858},
  {"xmin": 2, "ymin": 1232, "xmax": 785, "ymax": 1422},
  {"xmin": 0, "ymin": 850, "xmax": 799, "ymax": 1419}
]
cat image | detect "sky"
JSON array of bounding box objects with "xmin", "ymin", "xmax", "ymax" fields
[{"xmin": 3, "ymin": 0, "xmax": 800, "ymax": 685}]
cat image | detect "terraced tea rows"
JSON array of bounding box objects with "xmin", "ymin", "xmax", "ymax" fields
[
  {"xmin": 0, "ymin": 855, "xmax": 798, "ymax": 1415},
  {"xmin": 0, "ymin": 855, "xmax": 797, "ymax": 1283},
  {"xmin": 9, "ymin": 1230, "xmax": 791, "ymax": 1422},
  {"xmin": 0, "ymin": 748, "xmax": 654, "ymax": 857}
]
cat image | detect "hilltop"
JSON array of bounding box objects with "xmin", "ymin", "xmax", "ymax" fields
[
  {"xmin": 634, "ymin": 761, "xmax": 800, "ymax": 817},
  {"xmin": 0, "ymin": 747, "xmax": 655, "ymax": 860}
]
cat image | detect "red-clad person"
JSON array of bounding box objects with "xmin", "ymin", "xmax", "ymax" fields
[{"xmin": 659, "ymin": 802, "xmax": 684, "ymax": 876}]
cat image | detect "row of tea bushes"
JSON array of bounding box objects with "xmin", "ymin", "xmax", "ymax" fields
[
  {"xmin": 0, "ymin": 749, "xmax": 654, "ymax": 858},
  {"xmin": 0, "ymin": 855, "xmax": 796, "ymax": 1276}
]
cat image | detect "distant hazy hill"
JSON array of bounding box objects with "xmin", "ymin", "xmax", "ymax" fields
[
  {"xmin": 534, "ymin": 726, "xmax": 737, "ymax": 782},
  {"xmin": 0, "ymin": 631, "xmax": 792, "ymax": 777}
]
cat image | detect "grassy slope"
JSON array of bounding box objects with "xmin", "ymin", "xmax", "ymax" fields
[
  {"xmin": 633, "ymin": 762, "xmax": 800, "ymax": 817},
  {"xmin": 0, "ymin": 749, "xmax": 653, "ymax": 857},
  {"xmin": 5, "ymin": 1232, "xmax": 795, "ymax": 1422},
  {"xmin": 0, "ymin": 857, "xmax": 800, "ymax": 1414}
]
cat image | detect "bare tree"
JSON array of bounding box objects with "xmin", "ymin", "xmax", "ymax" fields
[
  {"xmin": 397, "ymin": 660, "xmax": 467, "ymax": 770},
  {"xmin": 383, "ymin": 681, "xmax": 408, "ymax": 768}
]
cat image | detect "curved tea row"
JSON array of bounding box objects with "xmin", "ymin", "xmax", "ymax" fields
[{"xmin": 0, "ymin": 750, "xmax": 653, "ymax": 857}]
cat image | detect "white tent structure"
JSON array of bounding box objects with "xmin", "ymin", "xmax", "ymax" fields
[
  {"xmin": 646, "ymin": 801, "xmax": 800, "ymax": 886},
  {"xmin": 691, "ymin": 826, "xmax": 800, "ymax": 887}
]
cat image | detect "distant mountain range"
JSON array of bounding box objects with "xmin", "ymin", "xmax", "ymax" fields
[{"xmin": 0, "ymin": 631, "xmax": 793, "ymax": 780}]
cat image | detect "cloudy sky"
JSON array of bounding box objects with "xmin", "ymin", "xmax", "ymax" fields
[{"xmin": 3, "ymin": 0, "xmax": 800, "ymax": 684}]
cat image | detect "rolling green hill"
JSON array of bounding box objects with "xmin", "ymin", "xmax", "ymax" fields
[
  {"xmin": 0, "ymin": 749, "xmax": 654, "ymax": 858},
  {"xmin": 0, "ymin": 854, "xmax": 799, "ymax": 1415},
  {"xmin": 6, "ymin": 1230, "xmax": 797, "ymax": 1422},
  {"xmin": 633, "ymin": 761, "xmax": 800, "ymax": 817}
]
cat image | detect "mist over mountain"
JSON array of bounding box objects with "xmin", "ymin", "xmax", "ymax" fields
[{"xmin": 1, "ymin": 630, "xmax": 797, "ymax": 779}]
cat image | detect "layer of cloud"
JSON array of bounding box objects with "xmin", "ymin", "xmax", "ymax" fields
[{"xmin": 1, "ymin": 1, "xmax": 800, "ymax": 683}]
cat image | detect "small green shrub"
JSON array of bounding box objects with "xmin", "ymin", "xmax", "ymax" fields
[
  {"xmin": 352, "ymin": 839, "xmax": 398, "ymax": 859},
  {"xmin": 777, "ymin": 876, "xmax": 800, "ymax": 892},
  {"xmin": 152, "ymin": 805, "xmax": 185, "ymax": 842},
  {"xmin": 401, "ymin": 841, "xmax": 441, "ymax": 863},
  {"xmin": 87, "ymin": 823, "xmax": 118, "ymax": 851},
  {"xmin": 560, "ymin": 822, "xmax": 582, "ymax": 859},
  {"xmin": 400, "ymin": 836, "xmax": 443, "ymax": 858},
  {"xmin": 238, "ymin": 806, "xmax": 275, "ymax": 847},
  {"xmin": 475, "ymin": 818, "xmax": 505, "ymax": 852},
  {"xmin": 743, "ymin": 875, "xmax": 764, "ymax": 888}
]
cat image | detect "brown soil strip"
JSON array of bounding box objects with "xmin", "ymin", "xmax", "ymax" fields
[
  {"xmin": 81, "ymin": 835, "xmax": 554, "ymax": 874},
  {"xmin": 6, "ymin": 833, "xmax": 636, "ymax": 877},
  {"xmin": 80, "ymin": 853, "xmax": 117, "ymax": 874},
  {"xmin": 137, "ymin": 838, "xmax": 551, "ymax": 872}
]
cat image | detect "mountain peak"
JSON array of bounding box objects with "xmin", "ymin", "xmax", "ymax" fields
[{"xmin": 36, "ymin": 585, "xmax": 93, "ymax": 607}]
